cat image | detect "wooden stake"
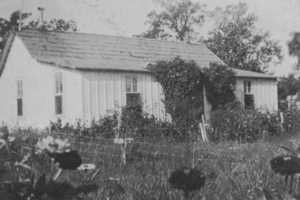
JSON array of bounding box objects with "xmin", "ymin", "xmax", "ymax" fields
[{"xmin": 18, "ymin": 0, "xmax": 24, "ymax": 31}]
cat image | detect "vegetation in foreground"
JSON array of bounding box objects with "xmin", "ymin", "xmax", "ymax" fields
[{"xmin": 1, "ymin": 126, "xmax": 300, "ymax": 200}]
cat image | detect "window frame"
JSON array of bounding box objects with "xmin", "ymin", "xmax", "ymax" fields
[
  {"xmin": 244, "ymin": 94, "xmax": 255, "ymax": 110},
  {"xmin": 125, "ymin": 75, "xmax": 138, "ymax": 93},
  {"xmin": 54, "ymin": 72, "xmax": 63, "ymax": 115},
  {"xmin": 16, "ymin": 80, "xmax": 23, "ymax": 117},
  {"xmin": 244, "ymin": 80, "xmax": 252, "ymax": 94}
]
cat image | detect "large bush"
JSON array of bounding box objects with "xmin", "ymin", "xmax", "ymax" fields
[
  {"xmin": 120, "ymin": 105, "xmax": 184, "ymax": 142},
  {"xmin": 209, "ymin": 102, "xmax": 283, "ymax": 143},
  {"xmin": 203, "ymin": 63, "xmax": 236, "ymax": 110},
  {"xmin": 282, "ymin": 107, "xmax": 300, "ymax": 134},
  {"xmin": 147, "ymin": 57, "xmax": 204, "ymax": 133},
  {"xmin": 50, "ymin": 115, "xmax": 118, "ymax": 138},
  {"xmin": 147, "ymin": 57, "xmax": 236, "ymax": 133}
]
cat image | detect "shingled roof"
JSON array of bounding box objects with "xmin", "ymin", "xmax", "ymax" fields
[{"xmin": 6, "ymin": 30, "xmax": 277, "ymax": 79}]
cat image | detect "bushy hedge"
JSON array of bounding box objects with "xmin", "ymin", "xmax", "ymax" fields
[
  {"xmin": 282, "ymin": 107, "xmax": 300, "ymax": 134},
  {"xmin": 119, "ymin": 105, "xmax": 183, "ymax": 141},
  {"xmin": 48, "ymin": 106, "xmax": 181, "ymax": 141},
  {"xmin": 209, "ymin": 102, "xmax": 282, "ymax": 143},
  {"xmin": 49, "ymin": 116, "xmax": 118, "ymax": 138},
  {"xmin": 208, "ymin": 102, "xmax": 300, "ymax": 143}
]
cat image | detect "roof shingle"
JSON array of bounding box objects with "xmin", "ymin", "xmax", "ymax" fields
[{"xmin": 17, "ymin": 30, "xmax": 276, "ymax": 79}]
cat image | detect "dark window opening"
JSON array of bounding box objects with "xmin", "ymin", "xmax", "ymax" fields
[
  {"xmin": 55, "ymin": 95, "xmax": 63, "ymax": 115},
  {"xmin": 17, "ymin": 98, "xmax": 23, "ymax": 116},
  {"xmin": 126, "ymin": 93, "xmax": 142, "ymax": 108},
  {"xmin": 244, "ymin": 94, "xmax": 254, "ymax": 110}
]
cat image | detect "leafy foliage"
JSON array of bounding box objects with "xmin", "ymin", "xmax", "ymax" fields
[
  {"xmin": 203, "ymin": 63, "xmax": 236, "ymax": 110},
  {"xmin": 0, "ymin": 11, "xmax": 31, "ymax": 52},
  {"xmin": 288, "ymin": 32, "xmax": 300, "ymax": 69},
  {"xmin": 25, "ymin": 18, "xmax": 78, "ymax": 32},
  {"xmin": 147, "ymin": 57, "xmax": 204, "ymax": 132},
  {"xmin": 282, "ymin": 108, "xmax": 300, "ymax": 134},
  {"xmin": 50, "ymin": 115, "xmax": 118, "ymax": 138},
  {"xmin": 209, "ymin": 102, "xmax": 284, "ymax": 143},
  {"xmin": 139, "ymin": 0, "xmax": 206, "ymax": 42},
  {"xmin": 278, "ymin": 74, "xmax": 300, "ymax": 101},
  {"xmin": 206, "ymin": 3, "xmax": 282, "ymax": 72},
  {"xmin": 0, "ymin": 10, "xmax": 77, "ymax": 56},
  {"xmin": 147, "ymin": 57, "xmax": 237, "ymax": 131}
]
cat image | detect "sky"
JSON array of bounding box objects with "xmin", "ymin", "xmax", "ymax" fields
[{"xmin": 0, "ymin": 0, "xmax": 300, "ymax": 76}]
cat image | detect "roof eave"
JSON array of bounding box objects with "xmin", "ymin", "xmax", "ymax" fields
[
  {"xmin": 236, "ymin": 75, "xmax": 277, "ymax": 80},
  {"xmin": 0, "ymin": 32, "xmax": 16, "ymax": 77}
]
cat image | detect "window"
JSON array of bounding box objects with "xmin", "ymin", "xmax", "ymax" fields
[
  {"xmin": 55, "ymin": 72, "xmax": 63, "ymax": 94},
  {"xmin": 17, "ymin": 80, "xmax": 23, "ymax": 116},
  {"xmin": 244, "ymin": 80, "xmax": 254, "ymax": 109},
  {"xmin": 55, "ymin": 72, "xmax": 63, "ymax": 115},
  {"xmin": 245, "ymin": 94, "xmax": 255, "ymax": 110},
  {"xmin": 244, "ymin": 80, "xmax": 251, "ymax": 94},
  {"xmin": 126, "ymin": 93, "xmax": 142, "ymax": 108},
  {"xmin": 126, "ymin": 76, "xmax": 138, "ymax": 93},
  {"xmin": 125, "ymin": 76, "xmax": 142, "ymax": 108}
]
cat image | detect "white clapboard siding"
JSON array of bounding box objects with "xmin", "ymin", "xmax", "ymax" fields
[
  {"xmin": 235, "ymin": 78, "xmax": 278, "ymax": 111},
  {"xmin": 81, "ymin": 71, "xmax": 166, "ymax": 121}
]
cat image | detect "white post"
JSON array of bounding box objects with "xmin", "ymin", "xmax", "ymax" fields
[
  {"xmin": 18, "ymin": 0, "xmax": 25, "ymax": 31},
  {"xmin": 202, "ymin": 85, "xmax": 211, "ymax": 122},
  {"xmin": 38, "ymin": 7, "xmax": 45, "ymax": 26},
  {"xmin": 121, "ymin": 140, "xmax": 127, "ymax": 165}
]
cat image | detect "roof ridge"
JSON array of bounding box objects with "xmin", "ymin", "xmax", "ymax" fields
[{"xmin": 17, "ymin": 28, "xmax": 206, "ymax": 47}]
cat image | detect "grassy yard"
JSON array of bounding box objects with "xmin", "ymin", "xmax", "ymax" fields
[
  {"xmin": 2, "ymin": 130, "xmax": 300, "ymax": 200},
  {"xmin": 45, "ymin": 134, "xmax": 300, "ymax": 199}
]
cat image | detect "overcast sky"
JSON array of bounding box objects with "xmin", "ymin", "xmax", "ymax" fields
[{"xmin": 0, "ymin": 0, "xmax": 300, "ymax": 76}]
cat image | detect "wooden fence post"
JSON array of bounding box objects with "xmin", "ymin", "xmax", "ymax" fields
[
  {"xmin": 199, "ymin": 115, "xmax": 209, "ymax": 143},
  {"xmin": 280, "ymin": 111, "xmax": 284, "ymax": 132}
]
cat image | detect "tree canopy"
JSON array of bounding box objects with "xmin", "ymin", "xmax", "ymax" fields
[
  {"xmin": 288, "ymin": 32, "xmax": 300, "ymax": 69},
  {"xmin": 26, "ymin": 18, "xmax": 77, "ymax": 32},
  {"xmin": 278, "ymin": 74, "xmax": 300, "ymax": 101},
  {"xmin": 0, "ymin": 11, "xmax": 31, "ymax": 52},
  {"xmin": 0, "ymin": 10, "xmax": 77, "ymax": 53},
  {"xmin": 203, "ymin": 63, "xmax": 236, "ymax": 110},
  {"xmin": 205, "ymin": 3, "xmax": 282, "ymax": 72},
  {"xmin": 139, "ymin": 0, "xmax": 206, "ymax": 42}
]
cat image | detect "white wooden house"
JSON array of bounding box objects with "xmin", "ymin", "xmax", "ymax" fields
[{"xmin": 0, "ymin": 30, "xmax": 278, "ymax": 127}]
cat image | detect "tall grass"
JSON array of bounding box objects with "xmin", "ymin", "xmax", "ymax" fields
[{"xmin": 4, "ymin": 131, "xmax": 297, "ymax": 200}]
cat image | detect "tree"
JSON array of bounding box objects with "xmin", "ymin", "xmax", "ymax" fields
[
  {"xmin": 0, "ymin": 11, "xmax": 31, "ymax": 52},
  {"xmin": 288, "ymin": 32, "xmax": 300, "ymax": 69},
  {"xmin": 26, "ymin": 18, "xmax": 77, "ymax": 32},
  {"xmin": 206, "ymin": 3, "xmax": 282, "ymax": 72},
  {"xmin": 203, "ymin": 63, "xmax": 236, "ymax": 110},
  {"xmin": 278, "ymin": 74, "xmax": 300, "ymax": 101},
  {"xmin": 0, "ymin": 10, "xmax": 77, "ymax": 54},
  {"xmin": 139, "ymin": 0, "xmax": 206, "ymax": 42}
]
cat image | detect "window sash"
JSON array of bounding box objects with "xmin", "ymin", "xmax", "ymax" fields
[
  {"xmin": 126, "ymin": 76, "xmax": 138, "ymax": 93},
  {"xmin": 55, "ymin": 72, "xmax": 63, "ymax": 94},
  {"xmin": 55, "ymin": 95, "xmax": 63, "ymax": 115},
  {"xmin": 126, "ymin": 77, "xmax": 131, "ymax": 93},
  {"xmin": 17, "ymin": 98, "xmax": 23, "ymax": 116},
  {"xmin": 17, "ymin": 80, "xmax": 23, "ymax": 98},
  {"xmin": 244, "ymin": 80, "xmax": 251, "ymax": 94},
  {"xmin": 132, "ymin": 77, "xmax": 137, "ymax": 92}
]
